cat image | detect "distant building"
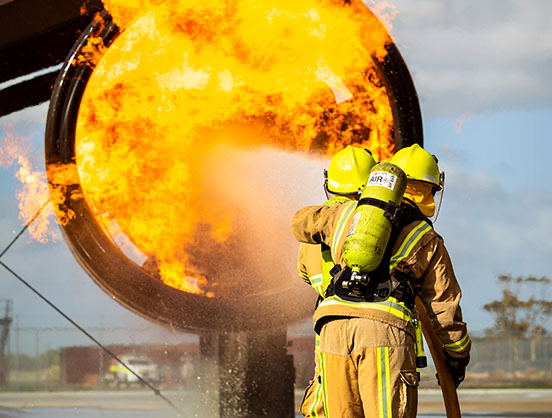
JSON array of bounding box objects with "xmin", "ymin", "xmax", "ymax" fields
[
  {"xmin": 59, "ymin": 336, "xmax": 318, "ymax": 389},
  {"xmin": 60, "ymin": 342, "xmax": 200, "ymax": 386}
]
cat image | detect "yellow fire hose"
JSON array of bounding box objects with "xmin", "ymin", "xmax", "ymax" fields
[{"xmin": 415, "ymin": 296, "xmax": 462, "ymax": 418}]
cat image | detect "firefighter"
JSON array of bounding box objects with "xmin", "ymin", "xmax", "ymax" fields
[
  {"xmin": 291, "ymin": 144, "xmax": 470, "ymax": 418},
  {"xmin": 298, "ymin": 146, "xmax": 376, "ymax": 417}
]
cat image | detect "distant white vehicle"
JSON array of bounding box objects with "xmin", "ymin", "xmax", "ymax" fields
[{"xmin": 107, "ymin": 355, "xmax": 162, "ymax": 387}]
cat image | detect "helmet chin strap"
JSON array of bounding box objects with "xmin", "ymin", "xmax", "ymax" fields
[
  {"xmin": 431, "ymin": 171, "xmax": 445, "ymax": 223},
  {"xmin": 324, "ymin": 181, "xmax": 332, "ymax": 200},
  {"xmin": 323, "ymin": 169, "xmax": 332, "ymax": 200}
]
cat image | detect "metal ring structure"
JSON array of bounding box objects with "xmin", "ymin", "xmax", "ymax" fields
[{"xmin": 45, "ymin": 5, "xmax": 423, "ymax": 332}]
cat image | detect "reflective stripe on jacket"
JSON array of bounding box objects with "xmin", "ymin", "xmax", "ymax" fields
[{"xmin": 292, "ymin": 202, "xmax": 471, "ymax": 358}]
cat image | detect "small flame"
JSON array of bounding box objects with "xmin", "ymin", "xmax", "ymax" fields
[
  {"xmin": 0, "ymin": 127, "xmax": 53, "ymax": 242},
  {"xmin": 455, "ymin": 112, "xmax": 471, "ymax": 133},
  {"xmin": 75, "ymin": 37, "xmax": 107, "ymax": 68},
  {"xmin": 74, "ymin": 14, "xmax": 109, "ymax": 68}
]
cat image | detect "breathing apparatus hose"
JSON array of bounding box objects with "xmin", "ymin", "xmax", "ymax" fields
[{"xmin": 415, "ymin": 296, "xmax": 461, "ymax": 418}]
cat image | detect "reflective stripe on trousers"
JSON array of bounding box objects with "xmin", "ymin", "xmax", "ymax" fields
[{"xmin": 377, "ymin": 347, "xmax": 392, "ymax": 418}]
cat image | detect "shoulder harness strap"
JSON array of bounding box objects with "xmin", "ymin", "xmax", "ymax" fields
[{"xmin": 324, "ymin": 201, "xmax": 433, "ymax": 308}]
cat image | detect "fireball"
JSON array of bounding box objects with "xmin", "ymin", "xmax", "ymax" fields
[{"xmin": 69, "ymin": 0, "xmax": 397, "ymax": 295}]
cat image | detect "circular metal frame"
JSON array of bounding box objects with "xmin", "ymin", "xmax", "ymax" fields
[{"xmin": 45, "ymin": 5, "xmax": 423, "ymax": 332}]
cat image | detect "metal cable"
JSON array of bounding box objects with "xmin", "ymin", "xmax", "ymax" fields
[{"xmin": 0, "ymin": 201, "xmax": 183, "ymax": 417}]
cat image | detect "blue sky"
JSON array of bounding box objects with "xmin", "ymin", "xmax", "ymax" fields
[
  {"xmin": 1, "ymin": 0, "xmax": 552, "ymax": 354},
  {"xmin": 388, "ymin": 0, "xmax": 552, "ymax": 333}
]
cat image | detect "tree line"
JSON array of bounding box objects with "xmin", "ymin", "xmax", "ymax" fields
[{"xmin": 484, "ymin": 274, "xmax": 552, "ymax": 339}]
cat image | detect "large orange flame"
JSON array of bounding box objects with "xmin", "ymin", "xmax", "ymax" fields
[{"xmin": 71, "ymin": 0, "xmax": 397, "ymax": 295}]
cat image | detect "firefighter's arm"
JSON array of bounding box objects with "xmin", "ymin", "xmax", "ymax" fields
[
  {"xmin": 291, "ymin": 204, "xmax": 340, "ymax": 246},
  {"xmin": 415, "ymin": 237, "xmax": 471, "ymax": 360}
]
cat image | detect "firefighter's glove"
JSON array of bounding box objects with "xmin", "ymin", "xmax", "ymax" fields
[{"xmin": 436, "ymin": 352, "xmax": 470, "ymax": 388}]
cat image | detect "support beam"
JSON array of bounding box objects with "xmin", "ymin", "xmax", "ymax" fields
[
  {"xmin": 0, "ymin": 0, "xmax": 103, "ymax": 117},
  {"xmin": 0, "ymin": 300, "xmax": 13, "ymax": 386},
  {"xmin": 200, "ymin": 329, "xmax": 296, "ymax": 418},
  {"xmin": 0, "ymin": 71, "xmax": 57, "ymax": 117},
  {"xmin": 0, "ymin": 0, "xmax": 103, "ymax": 83}
]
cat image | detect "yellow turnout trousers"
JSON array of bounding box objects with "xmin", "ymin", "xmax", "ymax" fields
[
  {"xmin": 319, "ymin": 317, "xmax": 418, "ymax": 418},
  {"xmin": 301, "ymin": 370, "xmax": 325, "ymax": 418},
  {"xmin": 300, "ymin": 335, "xmax": 325, "ymax": 417}
]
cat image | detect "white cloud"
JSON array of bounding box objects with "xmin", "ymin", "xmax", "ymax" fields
[
  {"xmin": 431, "ymin": 148, "xmax": 552, "ymax": 330},
  {"xmin": 388, "ymin": 0, "xmax": 552, "ymax": 117},
  {"xmin": 0, "ymin": 103, "xmax": 48, "ymax": 132},
  {"xmin": 438, "ymin": 158, "xmax": 552, "ymax": 273}
]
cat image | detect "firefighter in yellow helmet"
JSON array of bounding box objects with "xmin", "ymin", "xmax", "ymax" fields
[
  {"xmin": 392, "ymin": 143, "xmax": 443, "ymax": 218},
  {"xmin": 292, "ymin": 144, "xmax": 470, "ymax": 418},
  {"xmin": 298, "ymin": 145, "xmax": 376, "ymax": 417},
  {"xmin": 324, "ymin": 145, "xmax": 378, "ymax": 198}
]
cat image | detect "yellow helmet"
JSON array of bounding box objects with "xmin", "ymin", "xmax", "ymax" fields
[
  {"xmin": 390, "ymin": 144, "xmax": 442, "ymax": 190},
  {"xmin": 325, "ymin": 146, "xmax": 376, "ymax": 195}
]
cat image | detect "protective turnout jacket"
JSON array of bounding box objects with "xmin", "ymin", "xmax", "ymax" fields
[
  {"xmin": 298, "ymin": 238, "xmax": 337, "ymax": 301},
  {"xmin": 298, "ymin": 196, "xmax": 349, "ymax": 299},
  {"xmin": 292, "ymin": 200, "xmax": 471, "ymax": 360}
]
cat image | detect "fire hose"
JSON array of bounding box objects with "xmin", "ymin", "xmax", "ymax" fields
[
  {"xmin": 415, "ymin": 296, "xmax": 462, "ymax": 418},
  {"xmin": 0, "ymin": 201, "xmax": 183, "ymax": 417}
]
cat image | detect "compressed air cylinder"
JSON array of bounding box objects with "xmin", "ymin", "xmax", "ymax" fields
[{"xmin": 342, "ymin": 162, "xmax": 407, "ymax": 273}]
